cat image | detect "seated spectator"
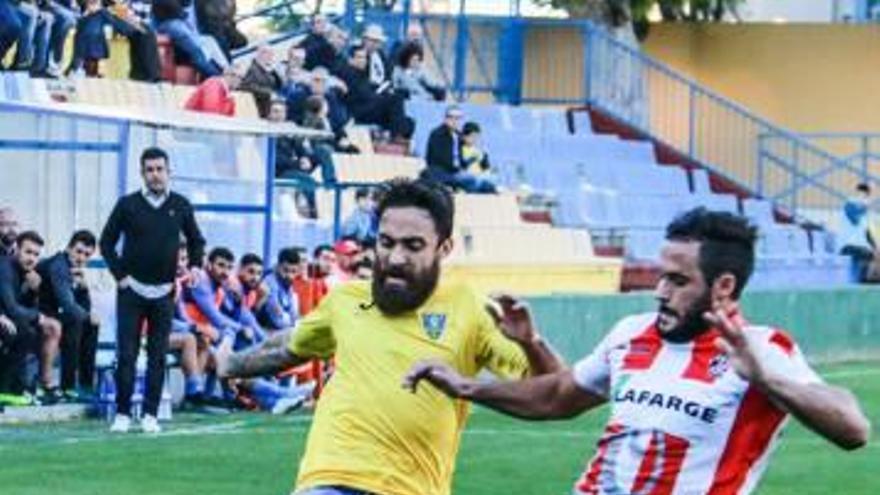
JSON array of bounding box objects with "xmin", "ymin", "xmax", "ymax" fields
[
  {"xmin": 460, "ymin": 121, "xmax": 493, "ymax": 176},
  {"xmin": 300, "ymin": 92, "xmax": 358, "ymax": 154},
  {"xmin": 9, "ymin": 0, "xmax": 52, "ymax": 74},
  {"xmin": 0, "ymin": 0, "xmax": 24, "ymax": 67},
  {"xmin": 152, "ymin": 0, "xmax": 224, "ymax": 77},
  {"xmin": 0, "ymin": 231, "xmax": 62, "ymax": 404},
  {"xmin": 361, "ymin": 23, "xmax": 391, "ymax": 86},
  {"xmin": 423, "ymin": 105, "xmax": 497, "ymax": 194},
  {"xmin": 299, "ymin": 14, "xmax": 335, "ymax": 71},
  {"xmin": 240, "ymin": 44, "xmax": 282, "ymax": 118},
  {"xmin": 283, "ymin": 46, "xmax": 311, "ymax": 87},
  {"xmin": 389, "ymin": 23, "xmax": 424, "ymax": 64},
  {"xmin": 194, "ymin": 0, "xmax": 246, "ymax": 59},
  {"xmin": 257, "ymin": 248, "xmax": 301, "ymax": 331},
  {"xmin": 840, "ymin": 182, "xmax": 877, "ymax": 282},
  {"xmin": 232, "ymin": 253, "xmax": 269, "ymax": 316},
  {"xmin": 170, "ymin": 243, "xmax": 212, "ymax": 410},
  {"xmin": 327, "ymin": 238, "xmax": 360, "ymax": 287},
  {"xmin": 184, "ymin": 62, "xmax": 246, "ymax": 116},
  {"xmin": 35, "ymin": 230, "xmax": 100, "ymax": 402},
  {"xmin": 41, "ymin": 0, "xmax": 76, "ymax": 77},
  {"xmin": 182, "ymin": 247, "xmax": 262, "ymax": 350},
  {"xmin": 308, "ymin": 244, "xmax": 334, "ymax": 302},
  {"xmin": 0, "ymin": 206, "xmax": 18, "ymax": 256},
  {"xmin": 341, "ymin": 187, "xmax": 378, "ymax": 245},
  {"xmin": 284, "ymin": 67, "xmax": 352, "ymax": 143},
  {"xmin": 392, "ymin": 42, "xmax": 445, "ymax": 101},
  {"xmin": 339, "ymin": 44, "xmax": 414, "ymax": 141},
  {"xmin": 66, "ymin": 0, "xmax": 145, "ymax": 76},
  {"xmin": 325, "ymin": 25, "xmax": 350, "ymax": 77}
]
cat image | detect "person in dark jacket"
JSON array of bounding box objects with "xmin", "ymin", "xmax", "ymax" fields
[
  {"xmin": 152, "ymin": 0, "xmax": 221, "ymax": 77},
  {"xmin": 361, "ymin": 23, "xmax": 392, "ymax": 86},
  {"xmin": 423, "ymin": 106, "xmax": 496, "ymax": 194},
  {"xmin": 239, "ymin": 45, "xmax": 282, "ymax": 118},
  {"xmin": 99, "ymin": 146, "xmax": 206, "ymax": 433},
  {"xmin": 0, "ymin": 231, "xmax": 63, "ymax": 402},
  {"xmin": 36, "ymin": 230, "xmax": 99, "ymax": 401},
  {"xmin": 338, "ymin": 44, "xmax": 414, "ymax": 140},
  {"xmin": 66, "ymin": 0, "xmax": 140, "ymax": 75},
  {"xmin": 299, "ymin": 14, "xmax": 336, "ymax": 71},
  {"xmin": 195, "ymin": 0, "xmax": 245, "ymax": 58}
]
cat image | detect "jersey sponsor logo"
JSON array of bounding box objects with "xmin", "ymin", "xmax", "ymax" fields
[
  {"xmin": 421, "ymin": 313, "xmax": 447, "ymax": 340},
  {"xmin": 613, "ymin": 387, "xmax": 719, "ymax": 424}
]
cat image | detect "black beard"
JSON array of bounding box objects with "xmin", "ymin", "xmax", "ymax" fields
[
  {"xmin": 658, "ymin": 292, "xmax": 713, "ymax": 343},
  {"xmin": 372, "ymin": 260, "xmax": 440, "ymax": 316}
]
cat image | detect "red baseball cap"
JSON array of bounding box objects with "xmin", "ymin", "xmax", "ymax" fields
[{"xmin": 334, "ymin": 239, "xmax": 361, "ymax": 255}]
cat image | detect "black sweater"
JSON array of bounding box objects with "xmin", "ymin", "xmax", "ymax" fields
[
  {"xmin": 0, "ymin": 256, "xmax": 39, "ymax": 326},
  {"xmin": 99, "ymin": 191, "xmax": 205, "ymax": 285}
]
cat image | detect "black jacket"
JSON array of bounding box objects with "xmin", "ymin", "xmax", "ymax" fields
[
  {"xmin": 300, "ymin": 33, "xmax": 338, "ymax": 72},
  {"xmin": 0, "ymin": 256, "xmax": 39, "ymax": 327},
  {"xmin": 36, "ymin": 251, "xmax": 90, "ymax": 323},
  {"xmin": 99, "ymin": 191, "xmax": 205, "ymax": 286},
  {"xmin": 240, "ymin": 61, "xmax": 282, "ymax": 118},
  {"xmin": 425, "ymin": 124, "xmax": 459, "ymax": 174}
]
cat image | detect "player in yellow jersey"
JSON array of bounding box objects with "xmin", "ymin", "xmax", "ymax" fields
[{"xmin": 216, "ymin": 178, "xmax": 564, "ymax": 495}]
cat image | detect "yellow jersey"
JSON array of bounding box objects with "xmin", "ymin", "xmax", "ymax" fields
[{"xmin": 287, "ymin": 279, "xmax": 530, "ymax": 495}]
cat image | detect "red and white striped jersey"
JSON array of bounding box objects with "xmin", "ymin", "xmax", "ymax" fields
[{"xmin": 571, "ymin": 312, "xmax": 821, "ymax": 495}]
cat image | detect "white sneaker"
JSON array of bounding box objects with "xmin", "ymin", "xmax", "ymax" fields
[
  {"xmin": 271, "ymin": 396, "xmax": 305, "ymax": 416},
  {"xmin": 109, "ymin": 414, "xmax": 132, "ymax": 433},
  {"xmin": 140, "ymin": 414, "xmax": 162, "ymax": 434}
]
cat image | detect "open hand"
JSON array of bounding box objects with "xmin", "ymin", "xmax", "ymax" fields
[
  {"xmin": 486, "ymin": 294, "xmax": 537, "ymax": 345},
  {"xmin": 705, "ymin": 302, "xmax": 766, "ymax": 384}
]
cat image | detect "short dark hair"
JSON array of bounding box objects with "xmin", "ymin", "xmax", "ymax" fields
[
  {"xmin": 140, "ymin": 147, "xmax": 169, "ymax": 169},
  {"xmin": 665, "ymin": 208, "xmax": 758, "ymax": 300},
  {"xmin": 396, "ymin": 42, "xmax": 424, "ymax": 68},
  {"xmin": 67, "ymin": 230, "xmax": 96, "ymax": 249},
  {"xmin": 376, "ymin": 178, "xmax": 455, "ymax": 242},
  {"xmin": 278, "ymin": 247, "xmax": 301, "ymax": 265},
  {"xmin": 16, "ymin": 230, "xmax": 44, "ymax": 248},
  {"xmin": 240, "ymin": 253, "xmax": 263, "ymax": 267},
  {"xmin": 313, "ymin": 244, "xmax": 333, "ymax": 259},
  {"xmin": 349, "ymin": 44, "xmax": 366, "ymax": 58},
  {"xmin": 856, "ymin": 182, "xmax": 871, "ymax": 194},
  {"xmin": 208, "ymin": 247, "xmax": 235, "ymax": 263},
  {"xmin": 461, "ymin": 121, "xmax": 481, "ymax": 136},
  {"xmin": 304, "ymin": 95, "xmax": 325, "ymax": 115},
  {"xmin": 355, "ymin": 187, "xmax": 372, "ymax": 201}
]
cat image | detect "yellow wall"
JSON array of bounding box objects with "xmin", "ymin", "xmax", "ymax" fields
[{"xmin": 642, "ymin": 23, "xmax": 880, "ymax": 133}]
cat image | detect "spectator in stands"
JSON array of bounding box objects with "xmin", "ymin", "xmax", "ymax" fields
[
  {"xmin": 389, "ymin": 22, "xmax": 424, "ymax": 65},
  {"xmin": 325, "ymin": 25, "xmax": 350, "ymax": 75},
  {"xmin": 257, "ymin": 247, "xmax": 301, "ymax": 331},
  {"xmin": 233, "ymin": 253, "xmax": 269, "ymax": 318},
  {"xmin": 184, "ymin": 62, "xmax": 246, "ymax": 116},
  {"xmin": 392, "ymin": 42, "xmax": 445, "ymax": 101},
  {"xmin": 0, "ymin": 206, "xmax": 18, "ymax": 256},
  {"xmin": 11, "ymin": 0, "xmax": 52, "ymax": 74},
  {"xmin": 283, "ymin": 46, "xmax": 311, "ymax": 86},
  {"xmin": 0, "ymin": 231, "xmax": 63, "ymax": 404},
  {"xmin": 183, "ymin": 247, "xmax": 263, "ymax": 351},
  {"xmin": 99, "ymin": 146, "xmax": 206, "ymax": 434},
  {"xmin": 339, "ymin": 44, "xmax": 414, "ymax": 141},
  {"xmin": 360, "ymin": 23, "xmax": 391, "ymax": 86},
  {"xmin": 0, "ymin": 0, "xmax": 24, "ymax": 67},
  {"xmin": 308, "ymin": 244, "xmax": 333, "ymax": 301},
  {"xmin": 35, "ymin": 230, "xmax": 100, "ymax": 402},
  {"xmin": 460, "ymin": 121, "xmax": 493, "ymax": 178},
  {"xmin": 424, "ymin": 106, "xmax": 497, "ymax": 194},
  {"xmin": 66, "ymin": 0, "xmax": 145, "ymax": 77},
  {"xmin": 840, "ymin": 182, "xmax": 877, "ymax": 282},
  {"xmin": 341, "ymin": 187, "xmax": 378, "ymax": 246},
  {"xmin": 285, "ymin": 67, "xmax": 355, "ymax": 152},
  {"xmin": 240, "ymin": 44, "xmax": 282, "ymax": 118},
  {"xmin": 169, "ymin": 243, "xmax": 213, "ymax": 410},
  {"xmin": 152, "ymin": 0, "xmax": 223, "ymax": 77},
  {"xmin": 300, "ymin": 14, "xmax": 335, "ymax": 71},
  {"xmin": 41, "ymin": 0, "xmax": 76, "ymax": 77},
  {"xmin": 195, "ymin": 0, "xmax": 246, "ymax": 59},
  {"xmin": 328, "ymin": 238, "xmax": 360, "ymax": 286}
]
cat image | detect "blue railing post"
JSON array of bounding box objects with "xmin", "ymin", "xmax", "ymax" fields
[
  {"xmin": 688, "ymin": 85, "xmax": 696, "ymax": 158},
  {"xmin": 582, "ymin": 23, "xmax": 593, "ymax": 105},
  {"xmin": 344, "ymin": 0, "xmax": 356, "ymax": 31},
  {"xmin": 497, "ymin": 15, "xmax": 524, "ymax": 104},
  {"xmin": 453, "ymin": 0, "xmax": 469, "ymax": 100},
  {"xmin": 263, "ymin": 136, "xmax": 276, "ymax": 263},
  {"xmin": 401, "ymin": 0, "xmax": 412, "ymax": 35}
]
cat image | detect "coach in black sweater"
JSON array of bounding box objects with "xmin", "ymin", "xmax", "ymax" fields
[{"xmin": 100, "ymin": 147, "xmax": 206, "ymax": 433}]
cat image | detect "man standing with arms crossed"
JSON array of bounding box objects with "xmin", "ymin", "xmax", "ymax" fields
[
  {"xmin": 100, "ymin": 147, "xmax": 206, "ymax": 434},
  {"xmin": 406, "ymin": 208, "xmax": 871, "ymax": 495},
  {"xmin": 217, "ymin": 179, "xmax": 564, "ymax": 495}
]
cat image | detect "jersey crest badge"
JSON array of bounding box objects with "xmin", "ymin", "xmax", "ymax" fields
[
  {"xmin": 422, "ymin": 313, "xmax": 447, "ymax": 340},
  {"xmin": 709, "ymin": 354, "xmax": 730, "ymax": 378}
]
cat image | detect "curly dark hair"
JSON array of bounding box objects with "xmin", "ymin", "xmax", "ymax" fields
[{"xmin": 376, "ymin": 178, "xmax": 454, "ymax": 243}]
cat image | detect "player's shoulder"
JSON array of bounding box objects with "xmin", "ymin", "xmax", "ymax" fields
[
  {"xmin": 608, "ymin": 313, "xmax": 657, "ymax": 339},
  {"xmin": 744, "ymin": 322, "xmax": 799, "ymax": 356},
  {"xmin": 325, "ymin": 279, "xmax": 371, "ymax": 303}
]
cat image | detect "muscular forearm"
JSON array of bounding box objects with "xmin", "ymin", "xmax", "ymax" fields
[
  {"xmin": 466, "ymin": 371, "xmax": 603, "ymax": 421},
  {"xmin": 226, "ymin": 338, "xmax": 303, "ymax": 378},
  {"xmin": 519, "ymin": 336, "xmax": 565, "ymax": 376},
  {"xmin": 759, "ymin": 374, "xmax": 870, "ymax": 450}
]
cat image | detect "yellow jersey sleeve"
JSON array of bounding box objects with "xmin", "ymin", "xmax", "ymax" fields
[
  {"xmin": 473, "ymin": 300, "xmax": 530, "ymax": 380},
  {"xmin": 287, "ymin": 290, "xmax": 336, "ymax": 359}
]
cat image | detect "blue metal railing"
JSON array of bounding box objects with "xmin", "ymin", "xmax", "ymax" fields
[{"xmin": 582, "ymin": 24, "xmax": 872, "ymax": 219}]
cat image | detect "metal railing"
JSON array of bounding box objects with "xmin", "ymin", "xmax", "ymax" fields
[{"xmin": 583, "ymin": 25, "xmax": 873, "ymax": 219}]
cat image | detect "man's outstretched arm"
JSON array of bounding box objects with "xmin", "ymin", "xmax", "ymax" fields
[
  {"xmin": 403, "ymin": 362, "xmax": 605, "ymax": 421},
  {"xmin": 216, "ymin": 330, "xmax": 305, "ymax": 378}
]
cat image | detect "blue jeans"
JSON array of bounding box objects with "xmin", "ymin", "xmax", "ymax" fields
[
  {"xmin": 155, "ymin": 18, "xmax": 219, "ymax": 77},
  {"xmin": 45, "ymin": 1, "xmax": 76, "ymax": 65},
  {"xmin": 424, "ymin": 168, "xmax": 497, "ymax": 194},
  {"xmin": 296, "ymin": 487, "xmax": 374, "ymax": 495},
  {"xmin": 0, "ymin": 0, "xmax": 23, "ymax": 61}
]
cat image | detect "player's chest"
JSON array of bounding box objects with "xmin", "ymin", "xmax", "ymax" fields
[{"xmin": 606, "ymin": 345, "xmax": 749, "ymax": 436}]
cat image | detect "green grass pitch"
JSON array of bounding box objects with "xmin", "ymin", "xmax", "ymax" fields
[{"xmin": 0, "ymin": 362, "xmax": 877, "ymax": 495}]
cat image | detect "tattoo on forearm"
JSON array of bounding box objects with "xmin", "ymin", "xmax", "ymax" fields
[{"xmin": 228, "ymin": 346, "xmax": 298, "ymax": 378}]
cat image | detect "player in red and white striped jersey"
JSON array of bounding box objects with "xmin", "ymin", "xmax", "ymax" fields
[{"xmin": 405, "ymin": 207, "xmax": 870, "ymax": 495}]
